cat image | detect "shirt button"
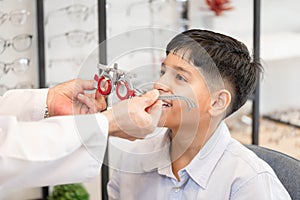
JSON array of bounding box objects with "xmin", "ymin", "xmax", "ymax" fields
[{"xmin": 174, "ymin": 187, "xmax": 180, "ymax": 193}]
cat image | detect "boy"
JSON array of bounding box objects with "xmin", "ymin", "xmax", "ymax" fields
[{"xmin": 107, "ymin": 29, "xmax": 291, "ymax": 199}]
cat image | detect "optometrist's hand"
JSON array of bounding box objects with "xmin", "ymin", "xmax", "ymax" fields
[
  {"xmin": 47, "ymin": 79, "xmax": 106, "ymax": 116},
  {"xmin": 103, "ymin": 89, "xmax": 162, "ymax": 140}
]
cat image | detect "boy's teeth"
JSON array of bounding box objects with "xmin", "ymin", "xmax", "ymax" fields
[
  {"xmin": 162, "ymin": 102, "xmax": 172, "ymax": 107},
  {"xmin": 158, "ymin": 95, "xmax": 197, "ymax": 111}
]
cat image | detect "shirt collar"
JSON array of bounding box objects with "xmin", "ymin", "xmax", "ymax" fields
[
  {"xmin": 185, "ymin": 121, "xmax": 231, "ymax": 189},
  {"xmin": 156, "ymin": 122, "xmax": 231, "ymax": 189},
  {"xmin": 156, "ymin": 121, "xmax": 231, "ymax": 188}
]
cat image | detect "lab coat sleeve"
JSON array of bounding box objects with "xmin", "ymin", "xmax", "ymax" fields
[
  {"xmin": 107, "ymin": 169, "xmax": 121, "ymax": 200},
  {"xmin": 0, "ymin": 89, "xmax": 49, "ymax": 121},
  {"xmin": 0, "ymin": 89, "xmax": 109, "ymax": 190}
]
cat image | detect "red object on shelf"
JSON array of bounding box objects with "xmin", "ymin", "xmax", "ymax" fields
[{"xmin": 206, "ymin": 0, "xmax": 233, "ymax": 16}]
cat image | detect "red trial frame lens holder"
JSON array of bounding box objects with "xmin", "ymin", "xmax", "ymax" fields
[
  {"xmin": 97, "ymin": 75, "xmax": 112, "ymax": 95},
  {"xmin": 115, "ymin": 78, "xmax": 135, "ymax": 100},
  {"xmin": 94, "ymin": 63, "xmax": 137, "ymax": 100}
]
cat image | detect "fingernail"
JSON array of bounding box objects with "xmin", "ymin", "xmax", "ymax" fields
[
  {"xmin": 93, "ymin": 81, "xmax": 98, "ymax": 89},
  {"xmin": 78, "ymin": 93, "xmax": 84, "ymax": 99},
  {"xmin": 150, "ymin": 89, "xmax": 159, "ymax": 98}
]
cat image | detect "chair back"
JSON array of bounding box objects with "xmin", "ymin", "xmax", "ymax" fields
[{"xmin": 245, "ymin": 145, "xmax": 300, "ymax": 200}]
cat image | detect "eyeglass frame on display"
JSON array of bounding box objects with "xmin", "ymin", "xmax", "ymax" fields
[
  {"xmin": 0, "ymin": 58, "xmax": 30, "ymax": 78},
  {"xmin": 0, "ymin": 34, "xmax": 33, "ymax": 54},
  {"xmin": 0, "ymin": 9, "xmax": 30, "ymax": 26},
  {"xmin": 47, "ymin": 29, "xmax": 97, "ymax": 48},
  {"xmin": 45, "ymin": 4, "xmax": 97, "ymax": 25},
  {"xmin": 126, "ymin": 0, "xmax": 168, "ymax": 16},
  {"xmin": 47, "ymin": 57, "xmax": 84, "ymax": 68}
]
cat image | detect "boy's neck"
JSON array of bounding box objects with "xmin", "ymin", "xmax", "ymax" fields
[{"xmin": 170, "ymin": 119, "xmax": 219, "ymax": 181}]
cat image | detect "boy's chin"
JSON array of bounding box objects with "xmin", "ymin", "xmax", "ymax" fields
[
  {"xmin": 157, "ymin": 111, "xmax": 167, "ymax": 127},
  {"xmin": 158, "ymin": 119, "xmax": 173, "ymax": 128},
  {"xmin": 157, "ymin": 112, "xmax": 181, "ymax": 128}
]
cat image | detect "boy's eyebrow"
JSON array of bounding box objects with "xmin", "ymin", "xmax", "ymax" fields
[{"xmin": 161, "ymin": 62, "xmax": 192, "ymax": 76}]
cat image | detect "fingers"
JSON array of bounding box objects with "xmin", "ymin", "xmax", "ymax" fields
[
  {"xmin": 79, "ymin": 104, "xmax": 90, "ymax": 114},
  {"xmin": 76, "ymin": 79, "xmax": 97, "ymax": 91},
  {"xmin": 91, "ymin": 92, "xmax": 107, "ymax": 113},
  {"xmin": 147, "ymin": 100, "xmax": 162, "ymax": 126},
  {"xmin": 71, "ymin": 79, "xmax": 96, "ymax": 100},
  {"xmin": 138, "ymin": 89, "xmax": 159, "ymax": 108},
  {"xmin": 77, "ymin": 93, "xmax": 107, "ymax": 114},
  {"xmin": 77, "ymin": 94, "xmax": 96, "ymax": 113},
  {"xmin": 73, "ymin": 100, "xmax": 89, "ymax": 115}
]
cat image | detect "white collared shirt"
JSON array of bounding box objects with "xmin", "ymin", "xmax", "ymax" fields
[{"xmin": 108, "ymin": 122, "xmax": 291, "ymax": 200}]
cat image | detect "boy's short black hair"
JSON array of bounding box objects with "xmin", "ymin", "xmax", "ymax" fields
[{"xmin": 166, "ymin": 29, "xmax": 262, "ymax": 117}]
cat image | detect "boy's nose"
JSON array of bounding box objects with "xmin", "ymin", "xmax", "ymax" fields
[{"xmin": 153, "ymin": 80, "xmax": 171, "ymax": 93}]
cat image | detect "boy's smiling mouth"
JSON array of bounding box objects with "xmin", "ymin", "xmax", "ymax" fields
[
  {"xmin": 162, "ymin": 99, "xmax": 172, "ymax": 108},
  {"xmin": 158, "ymin": 95, "xmax": 197, "ymax": 111}
]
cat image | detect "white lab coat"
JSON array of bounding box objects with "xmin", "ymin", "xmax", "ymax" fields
[{"xmin": 0, "ymin": 89, "xmax": 108, "ymax": 191}]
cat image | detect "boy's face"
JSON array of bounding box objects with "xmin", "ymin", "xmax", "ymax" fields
[{"xmin": 154, "ymin": 52, "xmax": 213, "ymax": 131}]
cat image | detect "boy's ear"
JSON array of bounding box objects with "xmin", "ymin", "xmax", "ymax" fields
[{"xmin": 208, "ymin": 89, "xmax": 231, "ymax": 117}]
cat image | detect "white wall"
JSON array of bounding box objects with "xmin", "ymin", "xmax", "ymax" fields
[{"xmin": 261, "ymin": 56, "xmax": 300, "ymax": 114}]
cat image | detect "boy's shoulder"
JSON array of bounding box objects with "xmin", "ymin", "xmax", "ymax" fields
[
  {"xmin": 213, "ymin": 139, "xmax": 290, "ymax": 197},
  {"xmin": 223, "ymin": 138, "xmax": 277, "ymax": 177}
]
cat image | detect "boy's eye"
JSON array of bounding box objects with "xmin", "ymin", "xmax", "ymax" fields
[
  {"xmin": 176, "ymin": 74, "xmax": 187, "ymax": 82},
  {"xmin": 160, "ymin": 69, "xmax": 165, "ymax": 76}
]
